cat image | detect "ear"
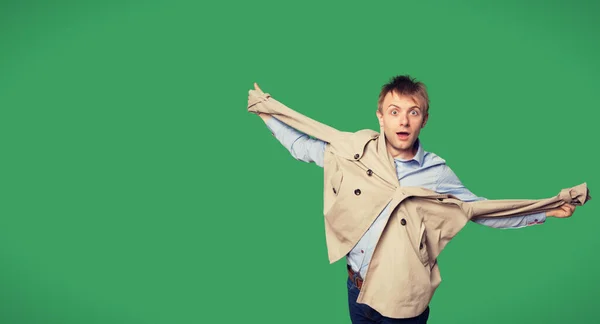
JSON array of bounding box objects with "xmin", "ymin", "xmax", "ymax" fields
[
  {"xmin": 376, "ymin": 109, "xmax": 384, "ymax": 128},
  {"xmin": 421, "ymin": 112, "xmax": 429, "ymax": 128}
]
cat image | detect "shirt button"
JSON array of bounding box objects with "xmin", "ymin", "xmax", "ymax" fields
[
  {"xmin": 419, "ymin": 243, "xmax": 424, "ymax": 249},
  {"xmin": 354, "ymin": 154, "xmax": 360, "ymax": 159},
  {"xmin": 366, "ymin": 169, "xmax": 373, "ymax": 176},
  {"xmin": 400, "ymin": 218, "xmax": 407, "ymax": 226},
  {"xmin": 354, "ymin": 189, "xmax": 361, "ymax": 196},
  {"xmin": 333, "ymin": 188, "xmax": 337, "ymax": 194}
]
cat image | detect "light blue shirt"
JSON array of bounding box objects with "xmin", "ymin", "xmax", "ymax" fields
[{"xmin": 265, "ymin": 117, "xmax": 546, "ymax": 279}]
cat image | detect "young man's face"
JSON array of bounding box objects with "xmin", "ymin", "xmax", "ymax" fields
[{"xmin": 376, "ymin": 91, "xmax": 428, "ymax": 159}]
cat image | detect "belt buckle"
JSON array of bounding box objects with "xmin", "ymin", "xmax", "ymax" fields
[
  {"xmin": 352, "ymin": 273, "xmax": 362, "ymax": 289},
  {"xmin": 347, "ymin": 266, "xmax": 362, "ymax": 289}
]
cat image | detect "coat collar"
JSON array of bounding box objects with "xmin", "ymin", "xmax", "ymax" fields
[
  {"xmin": 341, "ymin": 128, "xmax": 426, "ymax": 186},
  {"xmin": 335, "ymin": 127, "xmax": 402, "ymax": 188}
]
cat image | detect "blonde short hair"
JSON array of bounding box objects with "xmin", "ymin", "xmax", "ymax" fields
[{"xmin": 377, "ymin": 75, "xmax": 429, "ymax": 114}]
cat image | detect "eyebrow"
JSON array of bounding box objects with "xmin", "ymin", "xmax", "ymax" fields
[{"xmin": 389, "ymin": 104, "xmax": 420, "ymax": 110}]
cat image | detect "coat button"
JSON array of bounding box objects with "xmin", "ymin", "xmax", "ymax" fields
[
  {"xmin": 333, "ymin": 188, "xmax": 337, "ymax": 194},
  {"xmin": 354, "ymin": 189, "xmax": 361, "ymax": 195},
  {"xmin": 419, "ymin": 242, "xmax": 424, "ymax": 249},
  {"xmin": 366, "ymin": 169, "xmax": 373, "ymax": 176},
  {"xmin": 354, "ymin": 154, "xmax": 360, "ymax": 159},
  {"xmin": 400, "ymin": 218, "xmax": 407, "ymax": 226}
]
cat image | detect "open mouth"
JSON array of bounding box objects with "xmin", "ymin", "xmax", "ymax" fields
[{"xmin": 396, "ymin": 132, "xmax": 410, "ymax": 140}]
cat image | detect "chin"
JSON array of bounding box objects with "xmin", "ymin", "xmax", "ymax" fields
[
  {"xmin": 400, "ymin": 144, "xmax": 413, "ymax": 151},
  {"xmin": 397, "ymin": 140, "xmax": 414, "ymax": 149}
]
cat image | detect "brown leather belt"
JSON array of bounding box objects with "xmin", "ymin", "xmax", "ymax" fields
[{"xmin": 347, "ymin": 265, "xmax": 363, "ymax": 289}]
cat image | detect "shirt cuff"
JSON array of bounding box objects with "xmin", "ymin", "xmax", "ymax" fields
[{"xmin": 524, "ymin": 212, "xmax": 546, "ymax": 226}]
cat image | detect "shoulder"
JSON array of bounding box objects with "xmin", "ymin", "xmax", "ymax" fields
[
  {"xmin": 421, "ymin": 151, "xmax": 464, "ymax": 183},
  {"xmin": 424, "ymin": 153, "xmax": 465, "ymax": 186},
  {"xmin": 328, "ymin": 129, "xmax": 379, "ymax": 159},
  {"xmin": 350, "ymin": 129, "xmax": 379, "ymax": 142},
  {"xmin": 422, "ymin": 150, "xmax": 447, "ymax": 169}
]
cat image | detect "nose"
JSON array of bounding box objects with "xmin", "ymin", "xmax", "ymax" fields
[{"xmin": 399, "ymin": 112, "xmax": 409, "ymax": 126}]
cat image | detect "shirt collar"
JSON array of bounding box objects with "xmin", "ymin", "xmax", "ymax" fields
[{"xmin": 393, "ymin": 138, "xmax": 425, "ymax": 166}]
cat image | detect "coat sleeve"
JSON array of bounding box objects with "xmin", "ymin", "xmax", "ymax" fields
[
  {"xmin": 248, "ymin": 89, "xmax": 349, "ymax": 151},
  {"xmin": 464, "ymin": 183, "xmax": 591, "ymax": 219}
]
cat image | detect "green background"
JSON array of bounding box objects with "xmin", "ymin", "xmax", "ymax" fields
[{"xmin": 1, "ymin": 0, "xmax": 598, "ymax": 323}]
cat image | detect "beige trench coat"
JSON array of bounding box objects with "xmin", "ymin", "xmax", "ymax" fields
[{"xmin": 247, "ymin": 89, "xmax": 591, "ymax": 318}]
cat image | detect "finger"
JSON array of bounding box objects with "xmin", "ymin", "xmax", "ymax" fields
[
  {"xmin": 564, "ymin": 203, "xmax": 575, "ymax": 212},
  {"xmin": 254, "ymin": 82, "xmax": 262, "ymax": 92}
]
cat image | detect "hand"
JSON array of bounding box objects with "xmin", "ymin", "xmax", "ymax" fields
[
  {"xmin": 251, "ymin": 82, "xmax": 271, "ymax": 122},
  {"xmin": 546, "ymin": 203, "xmax": 576, "ymax": 218}
]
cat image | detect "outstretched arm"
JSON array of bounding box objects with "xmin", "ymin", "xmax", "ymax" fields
[
  {"xmin": 435, "ymin": 165, "xmax": 574, "ymax": 228},
  {"xmin": 248, "ymin": 83, "xmax": 349, "ymax": 149},
  {"xmin": 264, "ymin": 116, "xmax": 327, "ymax": 167},
  {"xmin": 252, "ymin": 83, "xmax": 327, "ymax": 167}
]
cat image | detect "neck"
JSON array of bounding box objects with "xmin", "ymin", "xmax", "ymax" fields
[{"xmin": 386, "ymin": 141, "xmax": 418, "ymax": 160}]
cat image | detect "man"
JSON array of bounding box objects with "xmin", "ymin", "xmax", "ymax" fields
[{"xmin": 251, "ymin": 75, "xmax": 576, "ymax": 323}]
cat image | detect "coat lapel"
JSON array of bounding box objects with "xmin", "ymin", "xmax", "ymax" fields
[{"xmin": 354, "ymin": 127, "xmax": 400, "ymax": 188}]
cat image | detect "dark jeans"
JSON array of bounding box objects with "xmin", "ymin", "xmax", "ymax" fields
[{"xmin": 347, "ymin": 278, "xmax": 430, "ymax": 324}]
